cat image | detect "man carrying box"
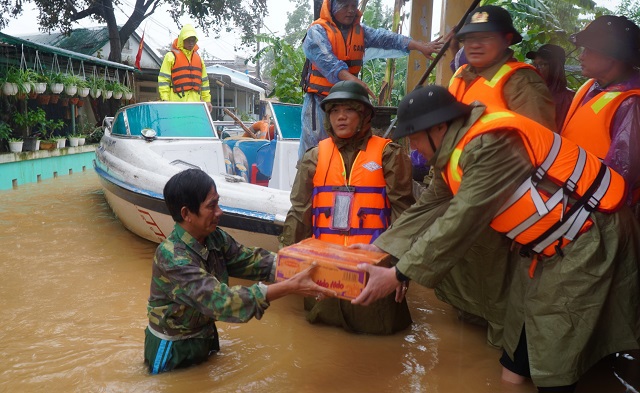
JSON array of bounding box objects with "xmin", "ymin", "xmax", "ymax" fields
[{"xmin": 144, "ymin": 169, "xmax": 335, "ymax": 374}]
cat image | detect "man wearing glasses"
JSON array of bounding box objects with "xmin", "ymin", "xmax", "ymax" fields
[{"xmin": 449, "ymin": 5, "xmax": 556, "ymax": 131}]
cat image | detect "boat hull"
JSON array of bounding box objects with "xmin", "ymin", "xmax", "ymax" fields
[{"xmin": 96, "ymin": 166, "xmax": 281, "ymax": 250}]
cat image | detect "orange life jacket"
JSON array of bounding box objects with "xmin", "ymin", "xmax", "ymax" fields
[
  {"xmin": 448, "ymin": 62, "xmax": 536, "ymax": 108},
  {"xmin": 561, "ymin": 79, "xmax": 640, "ymax": 159},
  {"xmin": 442, "ymin": 110, "xmax": 626, "ymax": 257},
  {"xmin": 312, "ymin": 136, "xmax": 391, "ymax": 246},
  {"xmin": 303, "ymin": 0, "xmax": 365, "ymax": 96},
  {"xmin": 170, "ymin": 41, "xmax": 203, "ymax": 96}
]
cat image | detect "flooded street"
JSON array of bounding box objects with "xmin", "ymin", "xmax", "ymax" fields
[{"xmin": 0, "ymin": 170, "xmax": 638, "ymax": 392}]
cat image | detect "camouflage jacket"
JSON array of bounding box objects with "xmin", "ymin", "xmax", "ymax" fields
[{"xmin": 147, "ymin": 224, "xmax": 276, "ymax": 340}]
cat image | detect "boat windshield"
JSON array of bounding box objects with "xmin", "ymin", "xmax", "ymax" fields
[
  {"xmin": 112, "ymin": 103, "xmax": 217, "ymax": 138},
  {"xmin": 271, "ymin": 103, "xmax": 302, "ymax": 140}
]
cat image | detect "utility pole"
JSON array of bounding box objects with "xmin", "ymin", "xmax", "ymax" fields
[{"xmin": 256, "ymin": 21, "xmax": 261, "ymax": 80}]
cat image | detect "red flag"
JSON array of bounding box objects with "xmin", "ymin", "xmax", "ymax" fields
[{"xmin": 135, "ymin": 27, "xmax": 145, "ymax": 70}]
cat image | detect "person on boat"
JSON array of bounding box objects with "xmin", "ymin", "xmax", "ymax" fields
[
  {"xmin": 298, "ymin": 0, "xmax": 448, "ymax": 162},
  {"xmin": 144, "ymin": 169, "xmax": 335, "ymax": 374},
  {"xmin": 158, "ymin": 24, "xmax": 213, "ymax": 111},
  {"xmin": 449, "ymin": 5, "xmax": 556, "ymax": 130},
  {"xmin": 561, "ymin": 15, "xmax": 640, "ymax": 211},
  {"xmin": 351, "ymin": 85, "xmax": 640, "ymax": 392},
  {"xmin": 243, "ymin": 115, "xmax": 275, "ymax": 139},
  {"xmin": 525, "ymin": 44, "xmax": 575, "ymax": 131},
  {"xmin": 281, "ymin": 80, "xmax": 415, "ymax": 334}
]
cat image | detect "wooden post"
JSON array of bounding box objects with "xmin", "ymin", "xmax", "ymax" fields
[
  {"xmin": 436, "ymin": 0, "xmax": 475, "ymax": 86},
  {"xmin": 406, "ymin": 0, "xmax": 433, "ymax": 91}
]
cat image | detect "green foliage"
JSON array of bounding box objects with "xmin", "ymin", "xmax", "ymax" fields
[
  {"xmin": 254, "ymin": 34, "xmax": 305, "ymax": 104},
  {"xmin": 0, "ymin": 121, "xmax": 12, "ymax": 141},
  {"xmin": 62, "ymin": 73, "xmax": 84, "ymax": 86},
  {"xmin": 617, "ymin": 0, "xmax": 640, "ymax": 25},
  {"xmin": 41, "ymin": 118, "xmax": 65, "ymax": 141},
  {"xmin": 13, "ymin": 107, "xmax": 47, "ymax": 130},
  {"xmin": 48, "ymin": 72, "xmax": 65, "ymax": 84},
  {"xmin": 479, "ymin": 0, "xmax": 611, "ymax": 90}
]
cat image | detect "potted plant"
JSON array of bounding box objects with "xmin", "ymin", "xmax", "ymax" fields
[
  {"xmin": 33, "ymin": 73, "xmax": 48, "ymax": 95},
  {"xmin": 77, "ymin": 78, "xmax": 90, "ymax": 98},
  {"xmin": 68, "ymin": 133, "xmax": 81, "ymax": 147},
  {"xmin": 38, "ymin": 118, "xmax": 65, "ymax": 150},
  {"xmin": 106, "ymin": 81, "xmax": 123, "ymax": 99},
  {"xmin": 87, "ymin": 76, "xmax": 105, "ymax": 99},
  {"xmin": 8, "ymin": 137, "xmax": 23, "ymax": 153},
  {"xmin": 62, "ymin": 73, "xmax": 83, "ymax": 96},
  {"xmin": 1, "ymin": 73, "xmax": 18, "ymax": 96},
  {"xmin": 48, "ymin": 72, "xmax": 65, "ymax": 95}
]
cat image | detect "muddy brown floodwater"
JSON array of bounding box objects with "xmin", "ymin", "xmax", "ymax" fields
[{"xmin": 0, "ymin": 170, "xmax": 638, "ymax": 392}]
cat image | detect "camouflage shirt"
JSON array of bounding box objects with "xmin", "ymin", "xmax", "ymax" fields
[{"xmin": 147, "ymin": 224, "xmax": 276, "ymax": 340}]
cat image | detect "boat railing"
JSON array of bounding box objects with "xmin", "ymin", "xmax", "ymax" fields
[{"xmin": 169, "ymin": 160, "xmax": 201, "ymax": 170}]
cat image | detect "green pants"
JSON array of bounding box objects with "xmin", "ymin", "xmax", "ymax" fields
[
  {"xmin": 304, "ymin": 293, "xmax": 412, "ymax": 335},
  {"xmin": 144, "ymin": 327, "xmax": 220, "ymax": 374}
]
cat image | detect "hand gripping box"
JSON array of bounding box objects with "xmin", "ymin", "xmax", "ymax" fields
[{"xmin": 276, "ymin": 238, "xmax": 391, "ymax": 300}]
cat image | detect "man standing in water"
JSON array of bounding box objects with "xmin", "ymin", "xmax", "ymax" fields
[{"xmin": 144, "ymin": 169, "xmax": 334, "ymax": 374}]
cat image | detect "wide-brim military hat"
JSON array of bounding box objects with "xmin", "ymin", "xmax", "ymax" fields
[
  {"xmin": 393, "ymin": 85, "xmax": 472, "ymax": 140},
  {"xmin": 571, "ymin": 15, "xmax": 640, "ymax": 66},
  {"xmin": 320, "ymin": 80, "xmax": 375, "ymax": 114},
  {"xmin": 456, "ymin": 5, "xmax": 523, "ymax": 45},
  {"xmin": 526, "ymin": 44, "xmax": 566, "ymax": 63}
]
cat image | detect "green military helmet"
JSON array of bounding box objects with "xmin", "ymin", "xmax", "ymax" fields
[
  {"xmin": 393, "ymin": 85, "xmax": 471, "ymax": 140},
  {"xmin": 320, "ymin": 80, "xmax": 375, "ymax": 114}
]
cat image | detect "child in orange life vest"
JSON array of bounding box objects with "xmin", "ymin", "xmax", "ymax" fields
[{"xmin": 281, "ymin": 81, "xmax": 415, "ymax": 335}]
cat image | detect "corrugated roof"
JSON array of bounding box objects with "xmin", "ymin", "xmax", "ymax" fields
[
  {"xmin": 0, "ymin": 31, "xmax": 135, "ymax": 71},
  {"xmin": 19, "ymin": 27, "xmax": 109, "ymax": 56}
]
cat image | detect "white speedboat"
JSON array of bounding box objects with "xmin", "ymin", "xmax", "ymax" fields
[{"xmin": 94, "ymin": 101, "xmax": 302, "ymax": 250}]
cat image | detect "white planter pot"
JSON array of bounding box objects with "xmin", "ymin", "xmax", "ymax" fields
[
  {"xmin": 113, "ymin": 91, "xmax": 123, "ymax": 99},
  {"xmin": 9, "ymin": 141, "xmax": 23, "ymax": 153},
  {"xmin": 2, "ymin": 82, "xmax": 18, "ymax": 95},
  {"xmin": 78, "ymin": 137, "xmax": 86, "ymax": 146},
  {"xmin": 68, "ymin": 137, "xmax": 79, "ymax": 147},
  {"xmin": 90, "ymin": 88, "xmax": 101, "ymax": 98},
  {"xmin": 34, "ymin": 82, "xmax": 47, "ymax": 94},
  {"xmin": 57, "ymin": 138, "xmax": 66, "ymax": 148},
  {"xmin": 78, "ymin": 87, "xmax": 90, "ymax": 97},
  {"xmin": 103, "ymin": 90, "xmax": 113, "ymax": 99},
  {"xmin": 21, "ymin": 83, "xmax": 31, "ymax": 94},
  {"xmin": 50, "ymin": 83, "xmax": 64, "ymax": 94},
  {"xmin": 64, "ymin": 84, "xmax": 77, "ymax": 96},
  {"xmin": 124, "ymin": 92, "xmax": 133, "ymax": 100}
]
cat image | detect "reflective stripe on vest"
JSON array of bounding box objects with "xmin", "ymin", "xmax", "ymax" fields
[
  {"xmin": 170, "ymin": 48, "xmax": 203, "ymax": 95},
  {"xmin": 561, "ymin": 79, "xmax": 640, "ymax": 159},
  {"xmin": 304, "ymin": 1, "xmax": 365, "ymax": 96},
  {"xmin": 312, "ymin": 136, "xmax": 391, "ymax": 246},
  {"xmin": 448, "ymin": 62, "xmax": 536, "ymax": 108},
  {"xmin": 443, "ymin": 110, "xmax": 626, "ymax": 257}
]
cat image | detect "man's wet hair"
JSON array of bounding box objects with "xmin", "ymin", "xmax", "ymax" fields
[{"xmin": 164, "ymin": 169, "xmax": 216, "ymax": 222}]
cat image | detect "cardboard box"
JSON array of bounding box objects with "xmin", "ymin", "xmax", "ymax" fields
[{"xmin": 276, "ymin": 238, "xmax": 391, "ymax": 300}]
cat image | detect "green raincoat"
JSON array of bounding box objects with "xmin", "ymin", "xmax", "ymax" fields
[
  {"xmin": 375, "ymin": 104, "xmax": 640, "ymax": 387},
  {"xmin": 282, "ymin": 102, "xmax": 415, "ymax": 334}
]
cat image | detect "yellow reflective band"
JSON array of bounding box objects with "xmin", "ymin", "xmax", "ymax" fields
[
  {"xmin": 449, "ymin": 148, "xmax": 463, "ymax": 183},
  {"xmin": 484, "ymin": 64, "xmax": 512, "ymax": 88},
  {"xmin": 591, "ymin": 92, "xmax": 621, "ymax": 114},
  {"xmin": 479, "ymin": 111, "xmax": 515, "ymax": 123}
]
